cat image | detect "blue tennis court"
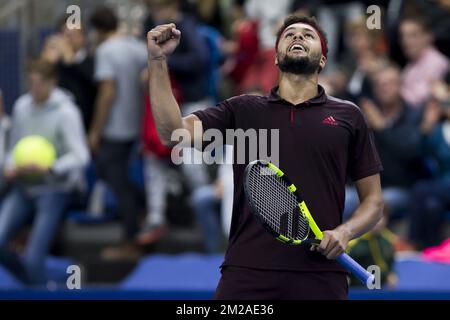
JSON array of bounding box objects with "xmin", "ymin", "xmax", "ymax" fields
[{"xmin": 1, "ymin": 253, "xmax": 450, "ymax": 299}]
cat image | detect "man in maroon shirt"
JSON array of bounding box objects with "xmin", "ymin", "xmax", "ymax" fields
[{"xmin": 147, "ymin": 15, "xmax": 384, "ymax": 299}]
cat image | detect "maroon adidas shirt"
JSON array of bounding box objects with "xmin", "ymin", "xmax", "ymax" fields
[{"xmin": 193, "ymin": 85, "xmax": 382, "ymax": 273}]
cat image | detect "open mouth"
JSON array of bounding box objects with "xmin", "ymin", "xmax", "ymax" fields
[{"xmin": 289, "ymin": 43, "xmax": 307, "ymax": 53}]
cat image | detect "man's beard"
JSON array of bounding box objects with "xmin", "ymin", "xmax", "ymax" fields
[{"xmin": 277, "ymin": 52, "xmax": 321, "ymax": 75}]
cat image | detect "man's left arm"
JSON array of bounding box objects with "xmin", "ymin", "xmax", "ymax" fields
[{"xmin": 315, "ymin": 173, "xmax": 384, "ymax": 259}]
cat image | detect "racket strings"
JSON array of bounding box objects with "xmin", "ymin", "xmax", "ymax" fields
[{"xmin": 247, "ymin": 164, "xmax": 309, "ymax": 240}]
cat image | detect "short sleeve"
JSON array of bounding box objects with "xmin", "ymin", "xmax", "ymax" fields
[
  {"xmin": 348, "ymin": 110, "xmax": 383, "ymax": 181},
  {"xmin": 191, "ymin": 99, "xmax": 236, "ymax": 150},
  {"xmin": 192, "ymin": 99, "xmax": 235, "ymax": 136},
  {"xmin": 94, "ymin": 47, "xmax": 115, "ymax": 81}
]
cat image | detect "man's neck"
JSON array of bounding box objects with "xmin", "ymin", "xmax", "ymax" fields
[
  {"xmin": 410, "ymin": 46, "xmax": 432, "ymax": 63},
  {"xmin": 33, "ymin": 97, "xmax": 50, "ymax": 107},
  {"xmin": 101, "ymin": 31, "xmax": 119, "ymax": 43},
  {"xmin": 33, "ymin": 89, "xmax": 54, "ymax": 107},
  {"xmin": 278, "ymin": 73, "xmax": 319, "ymax": 105}
]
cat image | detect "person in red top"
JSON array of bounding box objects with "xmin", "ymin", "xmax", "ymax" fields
[
  {"xmin": 137, "ymin": 76, "xmax": 182, "ymax": 245},
  {"xmin": 147, "ymin": 15, "xmax": 384, "ymax": 299}
]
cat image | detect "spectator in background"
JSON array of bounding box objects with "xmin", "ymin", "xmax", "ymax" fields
[
  {"xmin": 220, "ymin": 0, "xmax": 259, "ymax": 95},
  {"xmin": 403, "ymin": 0, "xmax": 450, "ymax": 58},
  {"xmin": 240, "ymin": 0, "xmax": 292, "ymax": 93},
  {"xmin": 0, "ymin": 90, "xmax": 10, "ymax": 176},
  {"xmin": 408, "ymin": 73, "xmax": 450, "ymax": 249},
  {"xmin": 0, "ymin": 90, "xmax": 11, "ymax": 196},
  {"xmin": 145, "ymin": 0, "xmax": 211, "ymax": 191},
  {"xmin": 244, "ymin": 0, "xmax": 292, "ymax": 53},
  {"xmin": 89, "ymin": 7, "xmax": 148, "ymax": 260},
  {"xmin": 144, "ymin": 0, "xmax": 210, "ymax": 114},
  {"xmin": 290, "ymin": 0, "xmax": 317, "ymax": 16},
  {"xmin": 0, "ymin": 59, "xmax": 89, "ymax": 285},
  {"xmin": 136, "ymin": 74, "xmax": 182, "ymax": 246},
  {"xmin": 346, "ymin": 209, "xmax": 397, "ymax": 287},
  {"xmin": 317, "ymin": 0, "xmax": 365, "ymax": 73},
  {"xmin": 399, "ymin": 15, "xmax": 449, "ymax": 109},
  {"xmin": 433, "ymin": 0, "xmax": 450, "ymax": 57},
  {"xmin": 194, "ymin": 0, "xmax": 226, "ymax": 35},
  {"xmin": 197, "ymin": 23, "xmax": 225, "ymax": 104},
  {"xmin": 320, "ymin": 17, "xmax": 386, "ymax": 101},
  {"xmin": 191, "ymin": 145, "xmax": 234, "ymax": 253},
  {"xmin": 344, "ymin": 63, "xmax": 423, "ymax": 221},
  {"xmin": 343, "ymin": 18, "xmax": 385, "ymax": 102},
  {"xmin": 41, "ymin": 17, "xmax": 97, "ymax": 131}
]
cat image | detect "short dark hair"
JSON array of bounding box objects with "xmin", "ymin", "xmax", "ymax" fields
[
  {"xmin": 90, "ymin": 7, "xmax": 118, "ymax": 33},
  {"xmin": 27, "ymin": 59, "xmax": 57, "ymax": 80},
  {"xmin": 275, "ymin": 15, "xmax": 328, "ymax": 57},
  {"xmin": 400, "ymin": 15, "xmax": 432, "ymax": 34}
]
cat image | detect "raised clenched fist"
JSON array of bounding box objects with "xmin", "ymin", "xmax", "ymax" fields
[{"xmin": 147, "ymin": 23, "xmax": 181, "ymax": 60}]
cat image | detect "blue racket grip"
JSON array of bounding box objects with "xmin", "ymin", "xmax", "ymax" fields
[{"xmin": 336, "ymin": 253, "xmax": 375, "ymax": 287}]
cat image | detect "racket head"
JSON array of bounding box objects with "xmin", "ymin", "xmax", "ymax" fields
[
  {"xmin": 244, "ymin": 160, "xmax": 319, "ymax": 245},
  {"xmin": 244, "ymin": 161, "xmax": 375, "ymax": 286}
]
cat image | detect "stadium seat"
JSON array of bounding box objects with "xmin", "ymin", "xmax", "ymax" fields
[{"xmin": 120, "ymin": 253, "xmax": 223, "ymax": 291}]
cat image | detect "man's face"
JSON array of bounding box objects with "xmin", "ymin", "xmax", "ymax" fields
[
  {"xmin": 28, "ymin": 72, "xmax": 54, "ymax": 104},
  {"xmin": 62, "ymin": 27, "xmax": 85, "ymax": 52},
  {"xmin": 276, "ymin": 23, "xmax": 326, "ymax": 75},
  {"xmin": 374, "ymin": 68, "xmax": 401, "ymax": 106},
  {"xmin": 348, "ymin": 29, "xmax": 371, "ymax": 55},
  {"xmin": 400, "ymin": 21, "xmax": 432, "ymax": 61}
]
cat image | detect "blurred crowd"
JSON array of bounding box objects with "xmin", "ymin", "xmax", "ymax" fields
[{"xmin": 0, "ymin": 0, "xmax": 449, "ymax": 287}]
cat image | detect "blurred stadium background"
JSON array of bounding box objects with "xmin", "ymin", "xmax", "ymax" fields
[{"xmin": 0, "ymin": 0, "xmax": 450, "ymax": 299}]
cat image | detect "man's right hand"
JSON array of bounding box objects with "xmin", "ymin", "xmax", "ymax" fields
[{"xmin": 147, "ymin": 23, "xmax": 181, "ymax": 60}]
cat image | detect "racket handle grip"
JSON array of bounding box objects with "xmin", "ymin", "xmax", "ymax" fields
[{"xmin": 336, "ymin": 253, "xmax": 375, "ymax": 287}]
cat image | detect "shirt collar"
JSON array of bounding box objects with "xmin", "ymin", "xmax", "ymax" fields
[{"xmin": 268, "ymin": 84, "xmax": 328, "ymax": 106}]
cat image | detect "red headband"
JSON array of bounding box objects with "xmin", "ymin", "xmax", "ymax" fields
[{"xmin": 276, "ymin": 23, "xmax": 327, "ymax": 58}]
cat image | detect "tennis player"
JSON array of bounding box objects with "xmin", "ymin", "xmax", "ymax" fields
[{"xmin": 147, "ymin": 15, "xmax": 384, "ymax": 299}]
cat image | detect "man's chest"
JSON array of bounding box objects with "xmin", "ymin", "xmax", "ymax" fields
[{"xmin": 233, "ymin": 105, "xmax": 354, "ymax": 154}]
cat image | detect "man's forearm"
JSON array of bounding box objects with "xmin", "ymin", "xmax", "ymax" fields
[
  {"xmin": 90, "ymin": 88, "xmax": 114, "ymax": 135},
  {"xmin": 336, "ymin": 195, "xmax": 384, "ymax": 240},
  {"xmin": 148, "ymin": 58, "xmax": 183, "ymax": 146}
]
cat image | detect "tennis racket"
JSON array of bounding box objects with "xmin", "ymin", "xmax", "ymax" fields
[{"xmin": 243, "ymin": 160, "xmax": 375, "ymax": 286}]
